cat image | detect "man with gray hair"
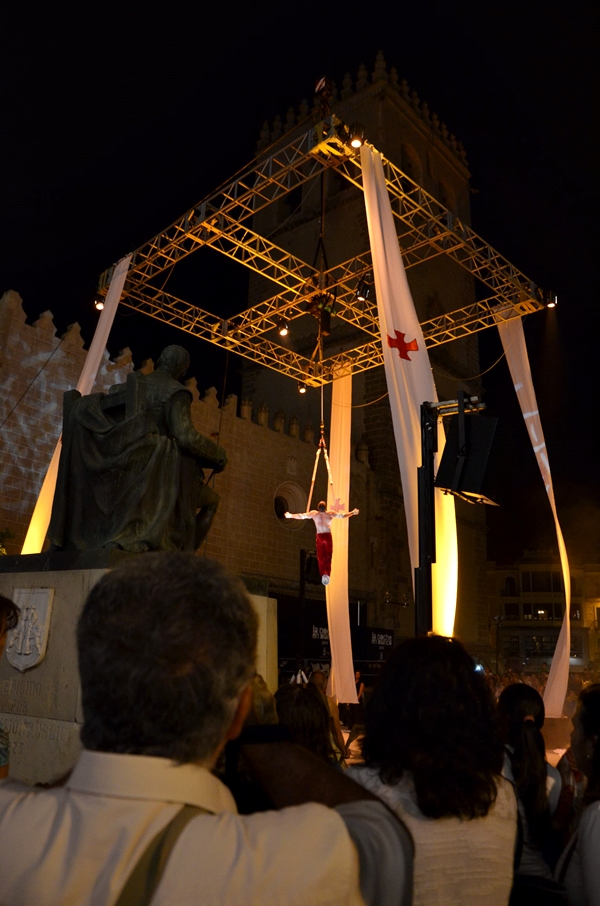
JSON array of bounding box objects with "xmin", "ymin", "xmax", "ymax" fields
[{"xmin": 0, "ymin": 553, "xmax": 412, "ymax": 905}]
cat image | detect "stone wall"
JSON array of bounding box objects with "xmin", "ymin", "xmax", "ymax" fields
[{"xmin": 0, "ymin": 291, "xmax": 133, "ymax": 552}]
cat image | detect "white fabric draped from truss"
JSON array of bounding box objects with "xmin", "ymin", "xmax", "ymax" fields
[
  {"xmin": 22, "ymin": 255, "xmax": 132, "ymax": 554},
  {"xmin": 326, "ymin": 369, "xmax": 359, "ymax": 703},
  {"xmin": 361, "ymin": 145, "xmax": 458, "ymax": 636},
  {"xmin": 497, "ymin": 315, "xmax": 570, "ymax": 718}
]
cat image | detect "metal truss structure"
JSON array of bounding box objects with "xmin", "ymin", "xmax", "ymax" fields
[{"xmin": 99, "ymin": 117, "xmax": 545, "ymax": 386}]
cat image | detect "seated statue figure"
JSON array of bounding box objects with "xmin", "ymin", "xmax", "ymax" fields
[{"xmin": 49, "ymin": 345, "xmax": 227, "ymax": 552}]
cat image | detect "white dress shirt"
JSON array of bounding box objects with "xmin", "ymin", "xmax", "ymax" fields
[
  {"xmin": 558, "ymin": 801, "xmax": 600, "ymax": 906},
  {"xmin": 0, "ymin": 750, "xmax": 368, "ymax": 906}
]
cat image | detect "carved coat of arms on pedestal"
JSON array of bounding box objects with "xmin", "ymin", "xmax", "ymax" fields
[{"xmin": 6, "ymin": 588, "xmax": 55, "ymax": 673}]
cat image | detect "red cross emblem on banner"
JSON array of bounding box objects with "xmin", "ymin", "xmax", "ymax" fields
[{"xmin": 387, "ymin": 330, "xmax": 419, "ymax": 361}]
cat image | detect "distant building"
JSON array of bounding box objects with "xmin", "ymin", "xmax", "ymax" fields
[{"xmin": 487, "ymin": 550, "xmax": 600, "ymax": 671}]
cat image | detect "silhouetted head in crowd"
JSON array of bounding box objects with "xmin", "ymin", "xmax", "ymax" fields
[
  {"xmin": 362, "ymin": 634, "xmax": 504, "ymax": 819},
  {"xmin": 77, "ymin": 552, "xmax": 257, "ymax": 765},
  {"xmin": 275, "ymin": 681, "xmax": 334, "ymax": 763},
  {"xmin": 0, "ymin": 594, "xmax": 19, "ymax": 630},
  {"xmin": 498, "ymin": 683, "xmax": 549, "ymax": 844},
  {"xmin": 0, "ymin": 594, "xmax": 19, "ymax": 655},
  {"xmin": 309, "ymin": 670, "xmax": 328, "ymax": 695},
  {"xmin": 572, "ymin": 683, "xmax": 600, "ymax": 803}
]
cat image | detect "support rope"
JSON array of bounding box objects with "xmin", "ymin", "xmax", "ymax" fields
[{"xmin": 306, "ymin": 325, "xmax": 335, "ymax": 511}]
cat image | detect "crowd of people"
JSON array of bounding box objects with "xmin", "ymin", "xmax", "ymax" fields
[
  {"xmin": 1, "ymin": 557, "xmax": 600, "ymax": 905},
  {"xmin": 489, "ymin": 668, "xmax": 600, "ymax": 720}
]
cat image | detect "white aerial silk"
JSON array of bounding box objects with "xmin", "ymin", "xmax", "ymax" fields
[
  {"xmin": 497, "ymin": 315, "xmax": 570, "ymax": 718},
  {"xmin": 326, "ymin": 369, "xmax": 359, "ymax": 704},
  {"xmin": 361, "ymin": 145, "xmax": 458, "ymax": 636},
  {"xmin": 21, "ymin": 255, "xmax": 132, "ymax": 554}
]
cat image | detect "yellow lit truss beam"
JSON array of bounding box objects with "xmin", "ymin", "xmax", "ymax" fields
[{"xmin": 100, "ymin": 117, "xmax": 545, "ymax": 384}]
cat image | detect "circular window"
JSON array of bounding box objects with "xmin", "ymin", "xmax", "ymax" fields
[
  {"xmin": 274, "ymin": 496, "xmax": 288, "ymax": 520},
  {"xmin": 273, "ymin": 481, "xmax": 307, "ymax": 529}
]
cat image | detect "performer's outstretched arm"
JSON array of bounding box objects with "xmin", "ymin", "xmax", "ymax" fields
[
  {"xmin": 330, "ymin": 508, "xmax": 360, "ymax": 518},
  {"xmin": 284, "ymin": 511, "xmax": 317, "ymax": 520}
]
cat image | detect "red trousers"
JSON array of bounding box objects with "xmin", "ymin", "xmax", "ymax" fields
[{"xmin": 316, "ymin": 532, "xmax": 333, "ymax": 577}]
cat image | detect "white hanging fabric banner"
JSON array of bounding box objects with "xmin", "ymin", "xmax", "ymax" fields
[
  {"xmin": 21, "ymin": 255, "xmax": 132, "ymax": 554},
  {"xmin": 326, "ymin": 369, "xmax": 359, "ymax": 703},
  {"xmin": 497, "ymin": 315, "xmax": 570, "ymax": 718},
  {"xmin": 361, "ymin": 145, "xmax": 458, "ymax": 636}
]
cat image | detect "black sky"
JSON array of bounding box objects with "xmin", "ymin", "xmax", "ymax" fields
[{"xmin": 1, "ymin": 1, "xmax": 599, "ymax": 563}]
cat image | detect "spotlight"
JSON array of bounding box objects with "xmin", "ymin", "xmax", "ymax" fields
[
  {"xmin": 356, "ymin": 280, "xmax": 370, "ymax": 303},
  {"xmin": 297, "ymin": 381, "xmax": 307, "ymax": 394},
  {"xmin": 94, "ymin": 296, "xmax": 105, "ymax": 311},
  {"xmin": 349, "ymin": 123, "xmax": 366, "ymax": 149},
  {"xmin": 545, "ymin": 292, "xmax": 558, "ymax": 309},
  {"xmin": 277, "ymin": 318, "xmax": 290, "ymax": 337}
]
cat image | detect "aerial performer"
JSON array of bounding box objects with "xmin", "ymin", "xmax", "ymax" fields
[{"xmin": 285, "ymin": 501, "xmax": 359, "ymax": 585}]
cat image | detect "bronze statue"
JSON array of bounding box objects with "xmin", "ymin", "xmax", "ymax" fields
[{"xmin": 49, "ymin": 346, "xmax": 227, "ymax": 552}]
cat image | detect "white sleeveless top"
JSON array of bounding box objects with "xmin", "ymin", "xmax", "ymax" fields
[{"xmin": 348, "ymin": 766, "xmax": 517, "ymax": 906}]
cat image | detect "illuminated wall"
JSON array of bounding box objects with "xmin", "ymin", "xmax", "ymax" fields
[{"xmin": 0, "ymin": 291, "xmax": 132, "ymax": 552}]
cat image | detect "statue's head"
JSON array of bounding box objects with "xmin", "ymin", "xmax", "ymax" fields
[
  {"xmin": 157, "ymin": 345, "xmax": 191, "ymax": 380},
  {"xmin": 318, "ymin": 501, "xmax": 327, "ymax": 512}
]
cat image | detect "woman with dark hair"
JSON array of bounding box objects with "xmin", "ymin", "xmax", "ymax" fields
[
  {"xmin": 0, "ymin": 594, "xmax": 20, "ymax": 779},
  {"xmin": 347, "ymin": 634, "xmax": 517, "ymax": 905},
  {"xmin": 556, "ymin": 683, "xmax": 600, "ymax": 904},
  {"xmin": 274, "ymin": 682, "xmax": 336, "ymax": 764},
  {"xmin": 498, "ymin": 683, "xmax": 561, "ymax": 877}
]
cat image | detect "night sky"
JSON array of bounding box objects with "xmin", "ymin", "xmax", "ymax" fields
[{"xmin": 1, "ymin": 2, "xmax": 598, "ymax": 564}]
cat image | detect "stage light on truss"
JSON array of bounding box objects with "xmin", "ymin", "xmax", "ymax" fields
[
  {"xmin": 94, "ymin": 296, "xmax": 105, "ymax": 311},
  {"xmin": 545, "ymin": 292, "xmax": 558, "ymax": 309},
  {"xmin": 297, "ymin": 381, "xmax": 307, "ymax": 394},
  {"xmin": 277, "ymin": 318, "xmax": 290, "ymax": 337},
  {"xmin": 355, "ymin": 280, "xmax": 370, "ymax": 303},
  {"xmin": 349, "ymin": 123, "xmax": 366, "ymax": 148}
]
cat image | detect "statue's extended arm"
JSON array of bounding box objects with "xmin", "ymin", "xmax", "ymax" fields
[{"xmin": 167, "ymin": 391, "xmax": 228, "ymax": 472}]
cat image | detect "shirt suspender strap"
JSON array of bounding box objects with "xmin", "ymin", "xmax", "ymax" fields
[{"xmin": 113, "ymin": 805, "xmax": 209, "ymax": 906}]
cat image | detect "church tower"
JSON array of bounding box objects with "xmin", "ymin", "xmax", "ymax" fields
[{"xmin": 244, "ymin": 52, "xmax": 489, "ymax": 654}]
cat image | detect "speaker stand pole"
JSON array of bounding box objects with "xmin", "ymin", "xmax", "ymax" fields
[
  {"xmin": 415, "ymin": 403, "xmax": 438, "ymax": 636},
  {"xmin": 297, "ymin": 548, "xmax": 307, "ymax": 671}
]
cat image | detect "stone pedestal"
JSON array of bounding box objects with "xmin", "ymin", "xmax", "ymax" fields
[
  {"xmin": 252, "ymin": 594, "xmax": 278, "ymax": 694},
  {"xmin": 0, "ymin": 567, "xmax": 101, "ymax": 785},
  {"xmin": 0, "ymin": 563, "xmax": 277, "ymax": 786}
]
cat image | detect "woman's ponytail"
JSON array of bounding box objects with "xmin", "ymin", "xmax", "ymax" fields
[{"xmin": 499, "ymin": 684, "xmax": 550, "ymax": 845}]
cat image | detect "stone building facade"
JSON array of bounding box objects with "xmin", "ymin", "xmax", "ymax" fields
[
  {"xmin": 0, "ymin": 291, "xmax": 132, "ymax": 549},
  {"xmin": 487, "ymin": 551, "xmax": 600, "ymax": 672}
]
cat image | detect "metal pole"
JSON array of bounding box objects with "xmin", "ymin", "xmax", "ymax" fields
[
  {"xmin": 414, "ymin": 403, "xmax": 438, "ymax": 636},
  {"xmin": 298, "ymin": 548, "xmax": 307, "ymax": 669}
]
